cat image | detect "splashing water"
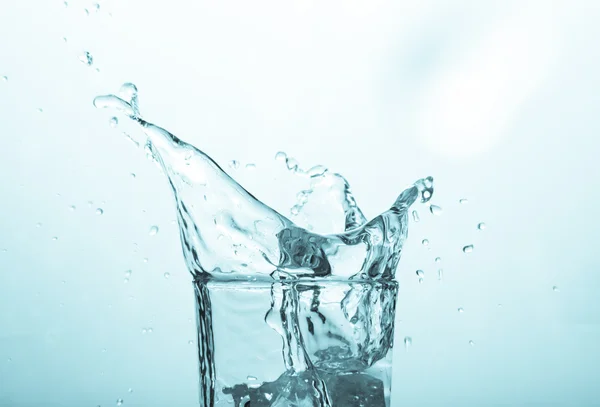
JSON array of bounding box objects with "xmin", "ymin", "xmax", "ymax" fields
[{"xmin": 94, "ymin": 84, "xmax": 434, "ymax": 406}]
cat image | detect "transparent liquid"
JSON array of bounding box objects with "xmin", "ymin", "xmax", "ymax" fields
[
  {"xmin": 196, "ymin": 278, "xmax": 397, "ymax": 407},
  {"xmin": 94, "ymin": 84, "xmax": 433, "ymax": 406}
]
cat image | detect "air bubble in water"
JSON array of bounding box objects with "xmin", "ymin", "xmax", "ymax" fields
[
  {"xmin": 274, "ymin": 151, "xmax": 286, "ymax": 161},
  {"xmin": 552, "ymin": 285, "xmax": 559, "ymax": 292},
  {"xmin": 422, "ymin": 239, "xmax": 429, "ymax": 246},
  {"xmin": 429, "ymin": 204, "xmax": 443, "ymax": 215},
  {"xmin": 462, "ymin": 245, "xmax": 474, "ymax": 254},
  {"xmin": 459, "ymin": 198, "xmax": 468, "ymax": 204},
  {"xmin": 404, "ymin": 336, "xmax": 412, "ymax": 349},
  {"xmin": 412, "ymin": 210, "xmax": 420, "ymax": 222},
  {"xmin": 477, "ymin": 222, "xmax": 486, "ymax": 230},
  {"xmin": 96, "ymin": 208, "xmax": 104, "ymax": 215},
  {"xmin": 149, "ymin": 226, "xmax": 159, "ymax": 236},
  {"xmin": 458, "ymin": 307, "xmax": 464, "ymax": 313},
  {"xmin": 228, "ymin": 160, "xmax": 240, "ymax": 169},
  {"xmin": 164, "ymin": 272, "xmax": 170, "ymax": 279},
  {"xmin": 109, "ymin": 117, "xmax": 118, "ymax": 128},
  {"xmin": 79, "ymin": 51, "xmax": 94, "ymax": 66}
]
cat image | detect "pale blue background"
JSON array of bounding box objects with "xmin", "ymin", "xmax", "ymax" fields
[{"xmin": 1, "ymin": 0, "xmax": 600, "ymax": 406}]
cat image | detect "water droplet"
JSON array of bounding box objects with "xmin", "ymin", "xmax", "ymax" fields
[
  {"xmin": 78, "ymin": 51, "xmax": 93, "ymax": 66},
  {"xmin": 62, "ymin": 37, "xmax": 68, "ymax": 43},
  {"xmin": 403, "ymin": 336, "xmax": 412, "ymax": 349},
  {"xmin": 416, "ymin": 270, "xmax": 425, "ymax": 278},
  {"xmin": 101, "ymin": 348, "xmax": 106, "ymax": 353},
  {"xmin": 285, "ymin": 157, "xmax": 299, "ymax": 171},
  {"xmin": 422, "ymin": 239, "xmax": 429, "ymax": 246},
  {"xmin": 63, "ymin": 1, "xmax": 68, "ymax": 7},
  {"xmin": 1, "ymin": 75, "xmax": 7, "ymax": 82},
  {"xmin": 462, "ymin": 245, "xmax": 474, "ymax": 254},
  {"xmin": 59, "ymin": 302, "xmax": 64, "ymax": 307},
  {"xmin": 130, "ymin": 173, "xmax": 136, "ymax": 179},
  {"xmin": 116, "ymin": 399, "xmax": 123, "ymax": 406},
  {"xmin": 95, "ymin": 208, "xmax": 104, "ymax": 215},
  {"xmin": 469, "ymin": 340, "xmax": 475, "ymax": 347},
  {"xmin": 435, "ymin": 257, "xmax": 441, "ymax": 263},
  {"xmin": 437, "ymin": 268, "xmax": 443, "ymax": 280},
  {"xmin": 123, "ymin": 278, "xmax": 129, "ymax": 284},
  {"xmin": 36, "ymin": 222, "xmax": 42, "ymax": 228},
  {"xmin": 429, "ymin": 204, "xmax": 443, "ymax": 215},
  {"xmin": 87, "ymin": 201, "xmax": 93, "ymax": 207},
  {"xmin": 124, "ymin": 270, "xmax": 132, "ymax": 278},
  {"xmin": 498, "ymin": 303, "xmax": 503, "ymax": 308},
  {"xmin": 418, "ymin": 278, "xmax": 424, "ymax": 284},
  {"xmin": 412, "ymin": 210, "xmax": 420, "ymax": 222},
  {"xmin": 188, "ymin": 340, "xmax": 193, "ymax": 345},
  {"xmin": 52, "ymin": 236, "xmax": 58, "ymax": 241},
  {"xmin": 93, "ymin": 2, "xmax": 100, "ymax": 12},
  {"xmin": 164, "ymin": 272, "xmax": 170, "ymax": 279},
  {"xmin": 458, "ymin": 307, "xmax": 464, "ymax": 313},
  {"xmin": 109, "ymin": 117, "xmax": 118, "ymax": 127},
  {"xmin": 552, "ymin": 285, "xmax": 559, "ymax": 292},
  {"xmin": 477, "ymin": 222, "xmax": 486, "ymax": 230},
  {"xmin": 84, "ymin": 8, "xmax": 89, "ymax": 16},
  {"xmin": 128, "ymin": 388, "xmax": 133, "ymax": 393},
  {"xmin": 459, "ymin": 198, "xmax": 468, "ymax": 204},
  {"xmin": 143, "ymin": 257, "xmax": 148, "ymax": 263},
  {"xmin": 149, "ymin": 225, "xmax": 159, "ymax": 236},
  {"xmin": 147, "ymin": 328, "xmax": 153, "ymax": 333},
  {"xmin": 69, "ymin": 205, "xmax": 76, "ymax": 211},
  {"xmin": 247, "ymin": 375, "xmax": 257, "ymax": 381},
  {"xmin": 228, "ymin": 160, "xmax": 240, "ymax": 169},
  {"xmin": 37, "ymin": 108, "xmax": 44, "ymax": 113},
  {"xmin": 141, "ymin": 328, "xmax": 147, "ymax": 334},
  {"xmin": 274, "ymin": 151, "xmax": 287, "ymax": 161},
  {"xmin": 245, "ymin": 163, "xmax": 256, "ymax": 170}
]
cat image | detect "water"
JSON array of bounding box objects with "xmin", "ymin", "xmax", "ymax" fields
[{"xmin": 94, "ymin": 84, "xmax": 435, "ymax": 406}]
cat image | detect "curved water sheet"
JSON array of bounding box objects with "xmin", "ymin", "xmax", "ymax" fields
[{"xmin": 95, "ymin": 84, "xmax": 434, "ymax": 406}]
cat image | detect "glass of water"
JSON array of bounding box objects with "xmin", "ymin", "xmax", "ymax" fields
[{"xmin": 193, "ymin": 276, "xmax": 399, "ymax": 407}]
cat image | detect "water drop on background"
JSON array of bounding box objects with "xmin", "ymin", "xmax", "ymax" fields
[
  {"xmin": 116, "ymin": 399, "xmax": 123, "ymax": 406},
  {"xmin": 429, "ymin": 204, "xmax": 443, "ymax": 215},
  {"xmin": 109, "ymin": 117, "xmax": 118, "ymax": 128},
  {"xmin": 149, "ymin": 225, "xmax": 159, "ymax": 236},
  {"xmin": 422, "ymin": 239, "xmax": 429, "ymax": 246},
  {"xmin": 164, "ymin": 272, "xmax": 170, "ymax": 279},
  {"xmin": 188, "ymin": 340, "xmax": 193, "ymax": 345},
  {"xmin": 52, "ymin": 236, "xmax": 58, "ymax": 241},
  {"xmin": 36, "ymin": 222, "xmax": 42, "ymax": 228},
  {"xmin": 416, "ymin": 270, "xmax": 425, "ymax": 278},
  {"xmin": 63, "ymin": 1, "xmax": 68, "ymax": 7},
  {"xmin": 245, "ymin": 163, "xmax": 256, "ymax": 170},
  {"xmin": 404, "ymin": 336, "xmax": 412, "ymax": 349},
  {"xmin": 469, "ymin": 340, "xmax": 475, "ymax": 347},
  {"xmin": 275, "ymin": 151, "xmax": 287, "ymax": 161},
  {"xmin": 228, "ymin": 160, "xmax": 240, "ymax": 169},
  {"xmin": 95, "ymin": 208, "xmax": 104, "ymax": 215},
  {"xmin": 477, "ymin": 222, "xmax": 486, "ymax": 230},
  {"xmin": 147, "ymin": 328, "xmax": 153, "ymax": 333},
  {"xmin": 78, "ymin": 51, "xmax": 94, "ymax": 66},
  {"xmin": 84, "ymin": 8, "xmax": 89, "ymax": 16},
  {"xmin": 459, "ymin": 198, "xmax": 468, "ymax": 204},
  {"xmin": 435, "ymin": 257, "xmax": 441, "ymax": 263},
  {"xmin": 128, "ymin": 388, "xmax": 133, "ymax": 393},
  {"xmin": 458, "ymin": 307, "xmax": 464, "ymax": 313},
  {"xmin": 93, "ymin": 2, "xmax": 100, "ymax": 12},
  {"xmin": 463, "ymin": 245, "xmax": 474, "ymax": 254},
  {"xmin": 143, "ymin": 258, "xmax": 148, "ymax": 263},
  {"xmin": 553, "ymin": 285, "xmax": 559, "ymax": 292},
  {"xmin": 437, "ymin": 269, "xmax": 443, "ymax": 280},
  {"xmin": 69, "ymin": 205, "xmax": 76, "ymax": 211},
  {"xmin": 412, "ymin": 210, "xmax": 420, "ymax": 222},
  {"xmin": 1, "ymin": 75, "xmax": 7, "ymax": 82},
  {"xmin": 37, "ymin": 108, "xmax": 44, "ymax": 113}
]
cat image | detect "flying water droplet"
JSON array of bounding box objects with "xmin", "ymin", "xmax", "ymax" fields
[
  {"xmin": 128, "ymin": 388, "xmax": 133, "ymax": 393},
  {"xmin": 69, "ymin": 205, "xmax": 76, "ymax": 211},
  {"xmin": 462, "ymin": 245, "xmax": 474, "ymax": 254},
  {"xmin": 84, "ymin": 8, "xmax": 89, "ymax": 16},
  {"xmin": 164, "ymin": 272, "xmax": 170, "ymax": 279},
  {"xmin": 142, "ymin": 328, "xmax": 147, "ymax": 334},
  {"xmin": 78, "ymin": 51, "xmax": 94, "ymax": 66},
  {"xmin": 416, "ymin": 270, "xmax": 424, "ymax": 278},
  {"xmin": 274, "ymin": 151, "xmax": 286, "ymax": 161},
  {"xmin": 109, "ymin": 117, "xmax": 118, "ymax": 128},
  {"xmin": 403, "ymin": 336, "xmax": 412, "ymax": 349},
  {"xmin": 52, "ymin": 236, "xmax": 58, "ymax": 241},
  {"xmin": 149, "ymin": 225, "xmax": 159, "ymax": 236},
  {"xmin": 435, "ymin": 257, "xmax": 441, "ymax": 263},
  {"xmin": 458, "ymin": 307, "xmax": 464, "ymax": 313},
  {"xmin": 95, "ymin": 208, "xmax": 104, "ymax": 215},
  {"xmin": 412, "ymin": 210, "xmax": 420, "ymax": 222},
  {"xmin": 1, "ymin": 75, "xmax": 7, "ymax": 82},
  {"xmin": 93, "ymin": 2, "xmax": 100, "ymax": 12},
  {"xmin": 477, "ymin": 222, "xmax": 486, "ymax": 230},
  {"xmin": 130, "ymin": 173, "xmax": 136, "ymax": 179},
  {"xmin": 37, "ymin": 108, "xmax": 44, "ymax": 113},
  {"xmin": 228, "ymin": 160, "xmax": 240, "ymax": 169},
  {"xmin": 63, "ymin": 1, "xmax": 68, "ymax": 7},
  {"xmin": 188, "ymin": 340, "xmax": 193, "ymax": 345},
  {"xmin": 459, "ymin": 198, "xmax": 468, "ymax": 204},
  {"xmin": 62, "ymin": 37, "xmax": 68, "ymax": 43},
  {"xmin": 552, "ymin": 285, "xmax": 559, "ymax": 292},
  {"xmin": 147, "ymin": 328, "xmax": 153, "ymax": 333},
  {"xmin": 116, "ymin": 399, "xmax": 123, "ymax": 406},
  {"xmin": 469, "ymin": 340, "xmax": 475, "ymax": 347},
  {"xmin": 422, "ymin": 239, "xmax": 429, "ymax": 246},
  {"xmin": 429, "ymin": 204, "xmax": 443, "ymax": 215},
  {"xmin": 143, "ymin": 257, "xmax": 148, "ymax": 263},
  {"xmin": 36, "ymin": 222, "xmax": 42, "ymax": 228}
]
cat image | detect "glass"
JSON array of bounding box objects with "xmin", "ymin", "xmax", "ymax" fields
[{"xmin": 193, "ymin": 277, "xmax": 399, "ymax": 407}]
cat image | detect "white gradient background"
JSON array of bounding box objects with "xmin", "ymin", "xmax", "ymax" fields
[{"xmin": 1, "ymin": 0, "xmax": 599, "ymax": 406}]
